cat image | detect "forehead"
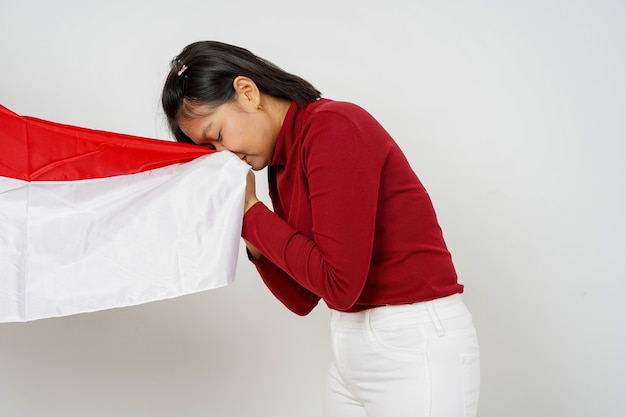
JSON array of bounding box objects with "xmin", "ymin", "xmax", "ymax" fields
[
  {"xmin": 178, "ymin": 100, "xmax": 217, "ymax": 123},
  {"xmin": 177, "ymin": 102, "xmax": 219, "ymax": 140}
]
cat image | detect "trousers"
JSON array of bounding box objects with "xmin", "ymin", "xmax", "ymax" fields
[{"xmin": 324, "ymin": 294, "xmax": 480, "ymax": 417}]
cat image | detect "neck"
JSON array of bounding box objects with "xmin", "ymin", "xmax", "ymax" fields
[{"xmin": 260, "ymin": 94, "xmax": 292, "ymax": 136}]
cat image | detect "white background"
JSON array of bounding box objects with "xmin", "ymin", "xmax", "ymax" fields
[{"xmin": 1, "ymin": 1, "xmax": 625, "ymax": 416}]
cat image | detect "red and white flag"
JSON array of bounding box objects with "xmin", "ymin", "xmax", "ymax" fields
[{"xmin": 0, "ymin": 105, "xmax": 248, "ymax": 322}]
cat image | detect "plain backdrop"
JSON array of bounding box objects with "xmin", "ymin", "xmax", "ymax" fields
[{"xmin": 1, "ymin": 1, "xmax": 625, "ymax": 416}]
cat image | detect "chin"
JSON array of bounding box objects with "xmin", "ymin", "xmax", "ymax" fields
[{"xmin": 249, "ymin": 161, "xmax": 264, "ymax": 171}]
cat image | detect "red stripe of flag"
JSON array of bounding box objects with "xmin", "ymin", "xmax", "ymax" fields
[{"xmin": 0, "ymin": 104, "xmax": 210, "ymax": 181}]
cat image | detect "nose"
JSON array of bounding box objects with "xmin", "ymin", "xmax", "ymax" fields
[{"xmin": 212, "ymin": 142, "xmax": 227, "ymax": 152}]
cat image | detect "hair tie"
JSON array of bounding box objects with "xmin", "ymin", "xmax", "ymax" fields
[{"xmin": 177, "ymin": 65, "xmax": 188, "ymax": 77}]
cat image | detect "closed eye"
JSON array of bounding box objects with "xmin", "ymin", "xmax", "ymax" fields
[{"xmin": 203, "ymin": 132, "xmax": 221, "ymax": 151}]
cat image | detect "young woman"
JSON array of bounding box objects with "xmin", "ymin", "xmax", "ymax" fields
[{"xmin": 162, "ymin": 40, "xmax": 480, "ymax": 417}]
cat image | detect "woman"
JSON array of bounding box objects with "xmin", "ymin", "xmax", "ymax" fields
[{"xmin": 162, "ymin": 40, "xmax": 480, "ymax": 417}]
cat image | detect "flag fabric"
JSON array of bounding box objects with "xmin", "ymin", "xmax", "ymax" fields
[{"xmin": 0, "ymin": 105, "xmax": 249, "ymax": 322}]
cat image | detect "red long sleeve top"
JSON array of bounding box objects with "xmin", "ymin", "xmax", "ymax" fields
[{"xmin": 241, "ymin": 99, "xmax": 463, "ymax": 315}]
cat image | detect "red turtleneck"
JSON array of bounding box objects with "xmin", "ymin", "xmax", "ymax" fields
[{"xmin": 242, "ymin": 99, "xmax": 462, "ymax": 315}]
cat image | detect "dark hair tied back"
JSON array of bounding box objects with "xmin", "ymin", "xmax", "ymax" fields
[{"xmin": 162, "ymin": 41, "xmax": 322, "ymax": 143}]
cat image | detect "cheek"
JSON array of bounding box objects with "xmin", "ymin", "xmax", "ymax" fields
[
  {"xmin": 223, "ymin": 117, "xmax": 248, "ymax": 144},
  {"xmin": 225, "ymin": 114, "xmax": 269, "ymax": 153},
  {"xmin": 253, "ymin": 121, "xmax": 275, "ymax": 151}
]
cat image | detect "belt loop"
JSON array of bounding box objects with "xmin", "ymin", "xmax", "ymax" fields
[
  {"xmin": 426, "ymin": 301, "xmax": 445, "ymax": 337},
  {"xmin": 365, "ymin": 309, "xmax": 375, "ymax": 342}
]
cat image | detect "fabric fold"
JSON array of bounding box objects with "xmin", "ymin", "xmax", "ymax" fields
[{"xmin": 0, "ymin": 105, "xmax": 248, "ymax": 322}]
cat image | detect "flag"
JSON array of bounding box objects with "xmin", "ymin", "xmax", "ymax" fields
[{"xmin": 0, "ymin": 105, "xmax": 248, "ymax": 322}]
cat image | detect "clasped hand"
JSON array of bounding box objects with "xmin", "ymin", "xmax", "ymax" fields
[
  {"xmin": 243, "ymin": 170, "xmax": 261, "ymax": 260},
  {"xmin": 245, "ymin": 170, "xmax": 259, "ymax": 213}
]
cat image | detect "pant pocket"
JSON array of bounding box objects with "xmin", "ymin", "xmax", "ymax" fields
[{"xmin": 462, "ymin": 352, "xmax": 480, "ymax": 417}]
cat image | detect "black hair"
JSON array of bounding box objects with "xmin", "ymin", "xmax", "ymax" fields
[{"xmin": 162, "ymin": 41, "xmax": 322, "ymax": 143}]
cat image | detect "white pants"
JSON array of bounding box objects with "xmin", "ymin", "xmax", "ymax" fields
[{"xmin": 325, "ymin": 294, "xmax": 480, "ymax": 417}]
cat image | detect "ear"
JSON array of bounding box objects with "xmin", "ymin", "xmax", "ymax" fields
[{"xmin": 233, "ymin": 76, "xmax": 261, "ymax": 110}]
